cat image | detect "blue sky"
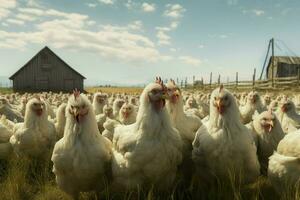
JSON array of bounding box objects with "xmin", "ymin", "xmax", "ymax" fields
[{"xmin": 0, "ymin": 0, "xmax": 300, "ymax": 86}]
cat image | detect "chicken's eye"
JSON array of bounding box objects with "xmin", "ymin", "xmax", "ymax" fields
[
  {"xmin": 214, "ymin": 97, "xmax": 217, "ymax": 100},
  {"xmin": 81, "ymin": 105, "xmax": 85, "ymax": 109},
  {"xmin": 224, "ymin": 96, "xmax": 228, "ymax": 101},
  {"xmin": 33, "ymin": 103, "xmax": 38, "ymax": 106}
]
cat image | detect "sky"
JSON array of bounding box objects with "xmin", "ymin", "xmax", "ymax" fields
[{"xmin": 0, "ymin": 0, "xmax": 300, "ymax": 86}]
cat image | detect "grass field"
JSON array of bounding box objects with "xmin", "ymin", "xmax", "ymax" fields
[
  {"xmin": 86, "ymin": 86, "xmax": 143, "ymax": 94},
  {"xmin": 0, "ymin": 87, "xmax": 13, "ymax": 94},
  {"xmin": 1, "ymin": 154, "xmax": 300, "ymax": 200}
]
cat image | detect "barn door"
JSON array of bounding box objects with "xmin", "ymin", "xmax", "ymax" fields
[
  {"xmin": 35, "ymin": 77, "xmax": 49, "ymax": 91},
  {"xmin": 64, "ymin": 79, "xmax": 74, "ymax": 91}
]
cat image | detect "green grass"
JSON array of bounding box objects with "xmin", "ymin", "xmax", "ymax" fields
[
  {"xmin": 1, "ymin": 155, "xmax": 299, "ymax": 200},
  {"xmin": 0, "ymin": 87, "xmax": 13, "ymax": 94}
]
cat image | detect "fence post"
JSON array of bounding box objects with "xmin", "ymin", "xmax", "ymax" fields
[
  {"xmin": 218, "ymin": 74, "xmax": 221, "ymax": 85},
  {"xmin": 298, "ymin": 68, "xmax": 300, "ymax": 86},
  {"xmin": 253, "ymin": 68, "xmax": 256, "ymax": 89},
  {"xmin": 235, "ymin": 72, "xmax": 238, "ymax": 89},
  {"xmin": 209, "ymin": 72, "xmax": 212, "ymax": 89}
]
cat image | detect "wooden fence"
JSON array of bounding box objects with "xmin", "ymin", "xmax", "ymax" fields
[{"xmin": 191, "ymin": 70, "xmax": 300, "ymax": 91}]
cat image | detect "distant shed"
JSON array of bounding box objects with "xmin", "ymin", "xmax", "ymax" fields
[
  {"xmin": 266, "ymin": 56, "xmax": 300, "ymax": 79},
  {"xmin": 9, "ymin": 46, "xmax": 86, "ymax": 92}
]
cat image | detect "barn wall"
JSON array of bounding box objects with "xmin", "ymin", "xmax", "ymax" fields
[{"xmin": 12, "ymin": 49, "xmax": 84, "ymax": 92}]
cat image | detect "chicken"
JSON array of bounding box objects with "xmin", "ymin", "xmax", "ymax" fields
[
  {"xmin": 247, "ymin": 110, "xmax": 285, "ymax": 175},
  {"xmin": 166, "ymin": 79, "xmax": 202, "ymax": 183},
  {"xmin": 192, "ymin": 86, "xmax": 260, "ymax": 184},
  {"xmin": 118, "ymin": 103, "xmax": 136, "ymax": 125},
  {"xmin": 51, "ymin": 90, "xmax": 112, "ymax": 199},
  {"xmin": 111, "ymin": 78, "xmax": 182, "ymax": 190},
  {"xmin": 268, "ymin": 129, "xmax": 300, "ymax": 193},
  {"xmin": 10, "ymin": 97, "xmax": 56, "ymax": 158},
  {"xmin": 93, "ymin": 92, "xmax": 108, "ymax": 115},
  {"xmin": 112, "ymin": 98, "xmax": 125, "ymax": 119},
  {"xmin": 55, "ymin": 103, "xmax": 67, "ymax": 139},
  {"xmin": 276, "ymin": 98, "xmax": 300, "ymax": 134},
  {"xmin": 0, "ymin": 122, "xmax": 13, "ymax": 159},
  {"xmin": 96, "ymin": 104, "xmax": 114, "ymax": 133},
  {"xmin": 102, "ymin": 118, "xmax": 121, "ymax": 141},
  {"xmin": 239, "ymin": 91, "xmax": 266, "ymax": 124},
  {"xmin": 0, "ymin": 97, "xmax": 24, "ymax": 122}
]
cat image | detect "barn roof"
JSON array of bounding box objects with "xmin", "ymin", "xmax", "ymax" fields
[
  {"xmin": 266, "ymin": 56, "xmax": 300, "ymax": 76},
  {"xmin": 9, "ymin": 46, "xmax": 86, "ymax": 80}
]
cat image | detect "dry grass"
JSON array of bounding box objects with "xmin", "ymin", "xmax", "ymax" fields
[
  {"xmin": 85, "ymin": 87, "xmax": 143, "ymax": 94},
  {"xmin": 1, "ymin": 155, "xmax": 300, "ymax": 200},
  {"xmin": 0, "ymin": 87, "xmax": 13, "ymax": 94}
]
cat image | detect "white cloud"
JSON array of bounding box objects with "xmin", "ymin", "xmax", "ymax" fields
[
  {"xmin": 16, "ymin": 13, "xmax": 37, "ymax": 21},
  {"xmin": 243, "ymin": 9, "xmax": 265, "ymax": 16},
  {"xmin": 0, "ymin": 0, "xmax": 17, "ymax": 19},
  {"xmin": 170, "ymin": 48, "xmax": 177, "ymax": 52},
  {"xmin": 6, "ymin": 18, "xmax": 24, "ymax": 25},
  {"xmin": 252, "ymin": 9, "xmax": 265, "ymax": 16},
  {"xmin": 0, "ymin": 7, "xmax": 169, "ymax": 63},
  {"xmin": 219, "ymin": 34, "xmax": 228, "ymax": 39},
  {"xmin": 125, "ymin": 0, "xmax": 133, "ymax": 9},
  {"xmin": 179, "ymin": 56, "xmax": 202, "ymax": 66},
  {"xmin": 198, "ymin": 44, "xmax": 205, "ymax": 48},
  {"xmin": 128, "ymin": 20, "xmax": 143, "ymax": 31},
  {"xmin": 157, "ymin": 30, "xmax": 171, "ymax": 46},
  {"xmin": 164, "ymin": 4, "xmax": 186, "ymax": 19},
  {"xmin": 227, "ymin": 0, "xmax": 238, "ymax": 6},
  {"xmin": 27, "ymin": 0, "xmax": 42, "ymax": 8},
  {"xmin": 142, "ymin": 3, "xmax": 155, "ymax": 12},
  {"xmin": 86, "ymin": 3, "xmax": 97, "ymax": 8},
  {"xmin": 98, "ymin": 0, "xmax": 114, "ymax": 5}
]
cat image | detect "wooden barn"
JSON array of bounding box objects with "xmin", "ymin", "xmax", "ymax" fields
[
  {"xmin": 9, "ymin": 46, "xmax": 86, "ymax": 92},
  {"xmin": 266, "ymin": 56, "xmax": 300, "ymax": 79}
]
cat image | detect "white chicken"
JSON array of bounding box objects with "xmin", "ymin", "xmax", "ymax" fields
[
  {"xmin": 118, "ymin": 103, "xmax": 136, "ymax": 125},
  {"xmin": 166, "ymin": 80, "xmax": 202, "ymax": 183},
  {"xmin": 111, "ymin": 78, "xmax": 182, "ymax": 190},
  {"xmin": 276, "ymin": 98, "xmax": 300, "ymax": 134},
  {"xmin": 268, "ymin": 129, "xmax": 300, "ymax": 193},
  {"xmin": 55, "ymin": 103, "xmax": 67, "ymax": 139},
  {"xmin": 112, "ymin": 98, "xmax": 125, "ymax": 119},
  {"xmin": 96, "ymin": 104, "xmax": 114, "ymax": 133},
  {"xmin": 247, "ymin": 110, "xmax": 285, "ymax": 174},
  {"xmin": 10, "ymin": 97, "xmax": 56, "ymax": 157},
  {"xmin": 192, "ymin": 86, "xmax": 260, "ymax": 184},
  {"xmin": 0, "ymin": 97, "xmax": 24, "ymax": 122},
  {"xmin": 239, "ymin": 91, "xmax": 266, "ymax": 124},
  {"xmin": 0, "ymin": 122, "xmax": 13, "ymax": 159},
  {"xmin": 51, "ymin": 91, "xmax": 112, "ymax": 199},
  {"xmin": 93, "ymin": 92, "xmax": 108, "ymax": 115}
]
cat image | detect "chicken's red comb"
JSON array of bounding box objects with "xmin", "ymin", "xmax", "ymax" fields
[
  {"xmin": 73, "ymin": 88, "xmax": 80, "ymax": 99},
  {"xmin": 155, "ymin": 76, "xmax": 167, "ymax": 91}
]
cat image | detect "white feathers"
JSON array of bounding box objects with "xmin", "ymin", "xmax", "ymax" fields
[
  {"xmin": 10, "ymin": 98, "xmax": 56, "ymax": 157},
  {"xmin": 51, "ymin": 93, "xmax": 112, "ymax": 198},
  {"xmin": 111, "ymin": 82, "xmax": 182, "ymax": 190},
  {"xmin": 193, "ymin": 87, "xmax": 260, "ymax": 184}
]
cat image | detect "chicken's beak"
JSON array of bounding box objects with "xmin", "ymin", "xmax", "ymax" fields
[
  {"xmin": 73, "ymin": 108, "xmax": 80, "ymax": 123},
  {"xmin": 216, "ymin": 99, "xmax": 225, "ymax": 114},
  {"xmin": 281, "ymin": 105, "xmax": 287, "ymax": 113},
  {"xmin": 265, "ymin": 120, "xmax": 274, "ymax": 133}
]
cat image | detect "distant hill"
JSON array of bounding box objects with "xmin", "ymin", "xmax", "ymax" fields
[{"xmin": 0, "ymin": 76, "xmax": 11, "ymax": 87}]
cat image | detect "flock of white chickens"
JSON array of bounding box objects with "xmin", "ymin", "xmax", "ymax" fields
[{"xmin": 1, "ymin": 77, "xmax": 300, "ymax": 199}]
